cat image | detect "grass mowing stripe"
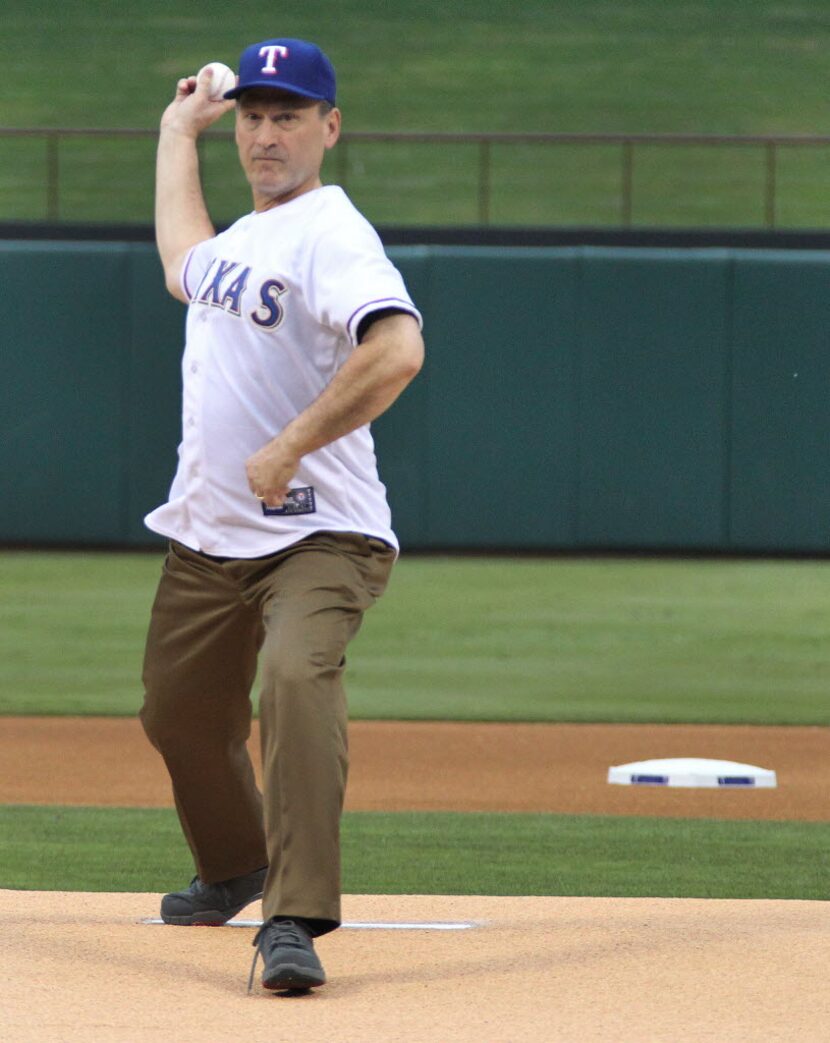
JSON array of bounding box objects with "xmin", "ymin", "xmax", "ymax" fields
[
  {"xmin": 1, "ymin": 806, "xmax": 828, "ymax": 900},
  {"xmin": 2, "ymin": 553, "xmax": 829, "ymax": 724}
]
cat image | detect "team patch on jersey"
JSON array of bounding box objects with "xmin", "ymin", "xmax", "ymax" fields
[{"xmin": 262, "ymin": 486, "xmax": 317, "ymax": 516}]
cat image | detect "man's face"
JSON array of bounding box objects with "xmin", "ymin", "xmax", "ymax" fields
[{"xmin": 235, "ymin": 90, "xmax": 341, "ymax": 210}]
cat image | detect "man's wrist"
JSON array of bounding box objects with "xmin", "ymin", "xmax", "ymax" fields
[
  {"xmin": 273, "ymin": 425, "xmax": 308, "ymax": 463},
  {"xmin": 159, "ymin": 121, "xmax": 202, "ymax": 142}
]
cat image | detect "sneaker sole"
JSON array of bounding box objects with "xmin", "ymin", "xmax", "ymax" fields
[
  {"xmin": 262, "ymin": 964, "xmax": 326, "ymax": 991},
  {"xmin": 161, "ymin": 891, "xmax": 264, "ymax": 926}
]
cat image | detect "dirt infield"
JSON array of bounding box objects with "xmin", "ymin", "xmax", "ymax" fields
[
  {"xmin": 2, "ymin": 716, "xmax": 828, "ymax": 820},
  {"xmin": 3, "ymin": 718, "xmax": 828, "ymax": 1041}
]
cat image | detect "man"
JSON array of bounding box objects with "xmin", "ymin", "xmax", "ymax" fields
[{"xmin": 139, "ymin": 37, "xmax": 424, "ymax": 993}]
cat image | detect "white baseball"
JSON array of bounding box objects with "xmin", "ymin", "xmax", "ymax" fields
[{"xmin": 198, "ymin": 62, "xmax": 236, "ymax": 101}]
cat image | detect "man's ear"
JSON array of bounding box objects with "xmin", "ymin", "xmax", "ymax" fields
[{"xmin": 324, "ymin": 108, "xmax": 342, "ymax": 149}]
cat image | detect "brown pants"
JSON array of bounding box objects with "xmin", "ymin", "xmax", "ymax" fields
[{"xmin": 139, "ymin": 531, "xmax": 395, "ymax": 936}]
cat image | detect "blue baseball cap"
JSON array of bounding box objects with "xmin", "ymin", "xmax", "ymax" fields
[{"xmin": 224, "ymin": 38, "xmax": 336, "ymax": 105}]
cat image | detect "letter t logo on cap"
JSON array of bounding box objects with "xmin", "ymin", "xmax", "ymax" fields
[{"xmin": 259, "ymin": 44, "xmax": 289, "ymax": 75}]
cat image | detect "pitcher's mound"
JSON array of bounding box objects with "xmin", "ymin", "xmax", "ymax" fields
[{"xmin": 3, "ymin": 889, "xmax": 828, "ymax": 1042}]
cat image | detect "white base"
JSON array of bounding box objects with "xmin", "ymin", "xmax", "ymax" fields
[{"xmin": 607, "ymin": 757, "xmax": 777, "ymax": 788}]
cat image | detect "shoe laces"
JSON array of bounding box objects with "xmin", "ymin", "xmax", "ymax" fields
[
  {"xmin": 185, "ymin": 875, "xmax": 215, "ymax": 897},
  {"xmin": 247, "ymin": 918, "xmax": 307, "ymax": 994}
]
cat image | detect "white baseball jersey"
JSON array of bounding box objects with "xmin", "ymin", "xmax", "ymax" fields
[{"xmin": 144, "ymin": 185, "xmax": 421, "ymax": 558}]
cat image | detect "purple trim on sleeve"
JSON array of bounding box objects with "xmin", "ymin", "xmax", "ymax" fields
[
  {"xmin": 346, "ymin": 297, "xmax": 421, "ymax": 343},
  {"xmin": 181, "ymin": 247, "xmax": 197, "ymax": 301}
]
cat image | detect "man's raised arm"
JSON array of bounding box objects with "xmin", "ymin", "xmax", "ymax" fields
[{"xmin": 155, "ymin": 68, "xmax": 234, "ymax": 302}]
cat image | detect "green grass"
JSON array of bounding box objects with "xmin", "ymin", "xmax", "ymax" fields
[
  {"xmin": 351, "ymin": 557, "xmax": 830, "ymax": 724},
  {"xmin": 0, "ymin": 553, "xmax": 159, "ymax": 717},
  {"xmin": 1, "ymin": 805, "xmax": 827, "ymax": 900},
  {"xmin": 1, "ymin": 551, "xmax": 828, "ymax": 725},
  {"xmin": 4, "ymin": 1, "xmax": 830, "ymax": 225},
  {"xmin": 6, "ymin": 1, "xmax": 830, "ymax": 135}
]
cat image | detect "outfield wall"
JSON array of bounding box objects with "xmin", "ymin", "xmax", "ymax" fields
[{"xmin": 2, "ymin": 242, "xmax": 829, "ymax": 552}]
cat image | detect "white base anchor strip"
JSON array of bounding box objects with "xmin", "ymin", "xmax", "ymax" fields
[{"xmin": 141, "ymin": 918, "xmax": 480, "ymax": 930}]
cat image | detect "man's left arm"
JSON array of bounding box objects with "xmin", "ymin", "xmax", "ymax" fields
[{"xmin": 245, "ymin": 312, "xmax": 424, "ymax": 507}]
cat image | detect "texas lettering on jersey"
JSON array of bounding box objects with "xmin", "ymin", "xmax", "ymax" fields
[{"xmin": 192, "ymin": 257, "xmax": 288, "ymax": 329}]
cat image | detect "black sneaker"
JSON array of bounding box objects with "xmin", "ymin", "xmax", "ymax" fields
[
  {"xmin": 160, "ymin": 866, "xmax": 267, "ymax": 926},
  {"xmin": 249, "ymin": 917, "xmax": 327, "ymax": 992}
]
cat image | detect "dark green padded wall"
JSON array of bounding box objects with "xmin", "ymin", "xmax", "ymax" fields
[
  {"xmin": 419, "ymin": 248, "xmax": 578, "ymax": 547},
  {"xmin": 1, "ymin": 242, "xmax": 131, "ymax": 541},
  {"xmin": 729, "ymin": 252, "xmax": 830, "ymax": 551},
  {"xmin": 2, "ymin": 242, "xmax": 829, "ymax": 552},
  {"xmin": 576, "ymin": 249, "xmax": 731, "ymax": 548}
]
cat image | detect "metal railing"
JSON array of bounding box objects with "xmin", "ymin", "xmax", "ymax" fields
[{"xmin": 3, "ymin": 127, "xmax": 830, "ymax": 225}]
